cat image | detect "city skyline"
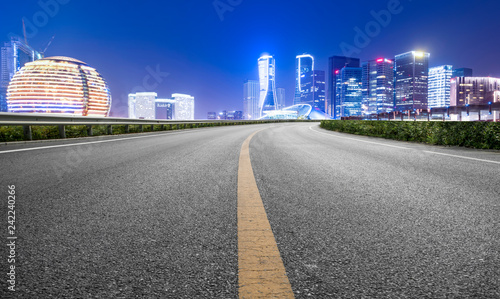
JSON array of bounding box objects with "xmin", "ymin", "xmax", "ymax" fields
[{"xmin": 1, "ymin": 1, "xmax": 500, "ymax": 119}]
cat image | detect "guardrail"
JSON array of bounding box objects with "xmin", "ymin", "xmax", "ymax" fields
[{"xmin": 0, "ymin": 112, "xmax": 313, "ymax": 141}]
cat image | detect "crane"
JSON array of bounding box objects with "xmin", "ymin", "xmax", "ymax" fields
[{"xmin": 40, "ymin": 35, "xmax": 55, "ymax": 58}]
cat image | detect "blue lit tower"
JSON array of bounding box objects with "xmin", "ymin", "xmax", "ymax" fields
[
  {"xmin": 394, "ymin": 51, "xmax": 430, "ymax": 111},
  {"xmin": 328, "ymin": 56, "xmax": 360, "ymax": 118},
  {"xmin": 294, "ymin": 54, "xmax": 314, "ymax": 105},
  {"xmin": 258, "ymin": 55, "xmax": 278, "ymax": 116},
  {"xmin": 336, "ymin": 67, "xmax": 363, "ymax": 117}
]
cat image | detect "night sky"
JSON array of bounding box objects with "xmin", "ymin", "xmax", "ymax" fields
[{"xmin": 1, "ymin": 0, "xmax": 499, "ymax": 119}]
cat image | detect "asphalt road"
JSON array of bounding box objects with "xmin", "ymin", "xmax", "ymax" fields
[{"xmin": 0, "ymin": 123, "xmax": 499, "ymax": 298}]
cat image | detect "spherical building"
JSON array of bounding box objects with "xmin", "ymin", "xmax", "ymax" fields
[{"xmin": 7, "ymin": 56, "xmax": 111, "ymax": 116}]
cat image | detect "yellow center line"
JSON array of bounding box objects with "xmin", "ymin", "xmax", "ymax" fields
[{"xmin": 238, "ymin": 129, "xmax": 295, "ymax": 298}]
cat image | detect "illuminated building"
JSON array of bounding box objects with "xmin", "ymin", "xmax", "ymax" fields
[
  {"xmin": 155, "ymin": 98, "xmax": 175, "ymax": 120},
  {"xmin": 243, "ymin": 79, "xmax": 260, "ymax": 120},
  {"xmin": 277, "ymin": 88, "xmax": 286, "ymax": 109},
  {"xmin": 7, "ymin": 56, "xmax": 111, "ymax": 116},
  {"xmin": 258, "ymin": 55, "xmax": 277, "ymax": 116},
  {"xmin": 1, "ymin": 36, "xmax": 42, "ymax": 111},
  {"xmin": 294, "ymin": 54, "xmax": 314, "ymax": 105},
  {"xmin": 128, "ymin": 92, "xmax": 157, "ymax": 119},
  {"xmin": 337, "ymin": 67, "xmax": 363, "ymax": 117},
  {"xmin": 207, "ymin": 112, "xmax": 217, "ymax": 119},
  {"xmin": 361, "ymin": 58, "xmax": 394, "ymax": 115},
  {"xmin": 450, "ymin": 77, "xmax": 500, "ymax": 106},
  {"xmin": 328, "ymin": 56, "xmax": 360, "ymax": 118},
  {"xmin": 452, "ymin": 68, "xmax": 473, "ymax": 78},
  {"xmin": 394, "ymin": 51, "xmax": 430, "ymax": 111},
  {"xmin": 260, "ymin": 104, "xmax": 330, "ymax": 120},
  {"xmin": 172, "ymin": 93, "xmax": 194, "ymax": 120},
  {"xmin": 428, "ymin": 65, "xmax": 453, "ymax": 108}
]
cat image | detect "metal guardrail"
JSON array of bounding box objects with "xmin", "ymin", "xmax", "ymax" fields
[{"xmin": 0, "ymin": 112, "xmax": 314, "ymax": 141}]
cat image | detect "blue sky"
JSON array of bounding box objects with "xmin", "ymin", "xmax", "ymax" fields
[{"xmin": 1, "ymin": 0, "xmax": 499, "ymax": 118}]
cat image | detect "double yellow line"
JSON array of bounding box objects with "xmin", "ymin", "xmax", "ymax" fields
[{"xmin": 237, "ymin": 129, "xmax": 295, "ymax": 298}]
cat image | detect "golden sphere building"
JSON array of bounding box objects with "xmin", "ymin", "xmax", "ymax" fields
[{"xmin": 7, "ymin": 56, "xmax": 111, "ymax": 116}]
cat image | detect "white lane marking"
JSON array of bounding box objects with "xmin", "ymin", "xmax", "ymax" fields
[
  {"xmin": 309, "ymin": 125, "xmax": 410, "ymax": 150},
  {"xmin": 0, "ymin": 129, "xmax": 201, "ymax": 155},
  {"xmin": 423, "ymin": 151, "xmax": 500, "ymax": 165}
]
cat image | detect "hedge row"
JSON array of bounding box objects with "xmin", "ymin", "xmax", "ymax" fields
[
  {"xmin": 320, "ymin": 120, "xmax": 500, "ymax": 150},
  {"xmin": 0, "ymin": 120, "xmax": 306, "ymax": 142}
]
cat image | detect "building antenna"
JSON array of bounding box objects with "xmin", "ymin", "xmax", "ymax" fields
[
  {"xmin": 22, "ymin": 19, "xmax": 28, "ymax": 45},
  {"xmin": 41, "ymin": 35, "xmax": 55, "ymax": 58}
]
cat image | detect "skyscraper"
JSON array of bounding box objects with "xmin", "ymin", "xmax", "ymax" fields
[
  {"xmin": 1, "ymin": 36, "xmax": 42, "ymax": 112},
  {"xmin": 258, "ymin": 55, "xmax": 277, "ymax": 117},
  {"xmin": 172, "ymin": 93, "xmax": 195, "ymax": 120},
  {"xmin": 328, "ymin": 56, "xmax": 360, "ymax": 118},
  {"xmin": 428, "ymin": 65, "xmax": 453, "ymax": 108},
  {"xmin": 361, "ymin": 58, "xmax": 394, "ymax": 115},
  {"xmin": 277, "ymin": 88, "xmax": 286, "ymax": 110},
  {"xmin": 243, "ymin": 79, "xmax": 260, "ymax": 120},
  {"xmin": 337, "ymin": 67, "xmax": 363, "ymax": 117},
  {"xmin": 128, "ymin": 92, "xmax": 157, "ymax": 119},
  {"xmin": 452, "ymin": 68, "xmax": 473, "ymax": 78},
  {"xmin": 300, "ymin": 70, "xmax": 326, "ymax": 112},
  {"xmin": 394, "ymin": 51, "xmax": 430, "ymax": 111},
  {"xmin": 294, "ymin": 54, "xmax": 314, "ymax": 105}
]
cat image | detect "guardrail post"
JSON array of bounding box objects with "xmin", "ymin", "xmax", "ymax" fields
[
  {"xmin": 139, "ymin": 125, "xmax": 144, "ymax": 132},
  {"xmin": 87, "ymin": 125, "xmax": 93, "ymax": 136},
  {"xmin": 23, "ymin": 125, "xmax": 32, "ymax": 141},
  {"xmin": 151, "ymin": 125, "xmax": 154, "ymax": 131},
  {"xmin": 125, "ymin": 125, "xmax": 130, "ymax": 133},
  {"xmin": 58, "ymin": 125, "xmax": 66, "ymax": 138},
  {"xmin": 160, "ymin": 124, "xmax": 164, "ymax": 130},
  {"xmin": 107, "ymin": 125, "xmax": 113, "ymax": 135}
]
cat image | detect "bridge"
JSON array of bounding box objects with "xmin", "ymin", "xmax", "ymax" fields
[{"xmin": 1, "ymin": 121, "xmax": 499, "ymax": 297}]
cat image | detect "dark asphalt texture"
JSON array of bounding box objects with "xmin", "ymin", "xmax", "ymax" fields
[{"xmin": 1, "ymin": 123, "xmax": 499, "ymax": 298}]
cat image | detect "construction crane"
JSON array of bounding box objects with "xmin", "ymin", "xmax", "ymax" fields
[
  {"xmin": 40, "ymin": 35, "xmax": 55, "ymax": 58},
  {"xmin": 22, "ymin": 19, "xmax": 28, "ymax": 45}
]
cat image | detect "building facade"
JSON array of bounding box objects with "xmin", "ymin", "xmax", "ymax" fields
[
  {"xmin": 207, "ymin": 112, "xmax": 217, "ymax": 119},
  {"xmin": 173, "ymin": 93, "xmax": 194, "ymax": 120},
  {"xmin": 394, "ymin": 51, "xmax": 430, "ymax": 111},
  {"xmin": 277, "ymin": 88, "xmax": 286, "ymax": 110},
  {"xmin": 428, "ymin": 65, "xmax": 453, "ymax": 108},
  {"xmin": 361, "ymin": 58, "xmax": 394, "ymax": 115},
  {"xmin": 1, "ymin": 36, "xmax": 42, "ymax": 111},
  {"xmin": 243, "ymin": 79, "xmax": 260, "ymax": 120},
  {"xmin": 450, "ymin": 77, "xmax": 500, "ymax": 106},
  {"xmin": 294, "ymin": 54, "xmax": 314, "ymax": 105},
  {"xmin": 328, "ymin": 56, "xmax": 360, "ymax": 118},
  {"xmin": 129, "ymin": 92, "xmax": 157, "ymax": 119},
  {"xmin": 452, "ymin": 68, "xmax": 473, "ymax": 78},
  {"xmin": 258, "ymin": 55, "xmax": 277, "ymax": 117},
  {"xmin": 155, "ymin": 99, "xmax": 175, "ymax": 120},
  {"xmin": 7, "ymin": 56, "xmax": 111, "ymax": 116},
  {"xmin": 337, "ymin": 67, "xmax": 363, "ymax": 117}
]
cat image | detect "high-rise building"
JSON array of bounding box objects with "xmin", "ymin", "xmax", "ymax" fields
[
  {"xmin": 128, "ymin": 92, "xmax": 157, "ymax": 119},
  {"xmin": 301, "ymin": 70, "xmax": 326, "ymax": 113},
  {"xmin": 277, "ymin": 88, "xmax": 286, "ymax": 110},
  {"xmin": 227, "ymin": 110, "xmax": 243, "ymax": 120},
  {"xmin": 328, "ymin": 56, "xmax": 360, "ymax": 118},
  {"xmin": 450, "ymin": 77, "xmax": 500, "ymax": 106},
  {"xmin": 1, "ymin": 36, "xmax": 42, "ymax": 111},
  {"xmin": 361, "ymin": 58, "xmax": 394, "ymax": 115},
  {"xmin": 243, "ymin": 79, "xmax": 260, "ymax": 120},
  {"xmin": 337, "ymin": 67, "xmax": 363, "ymax": 117},
  {"xmin": 452, "ymin": 68, "xmax": 473, "ymax": 78},
  {"xmin": 155, "ymin": 99, "xmax": 175, "ymax": 120},
  {"xmin": 173, "ymin": 93, "xmax": 194, "ymax": 120},
  {"xmin": 294, "ymin": 54, "xmax": 314, "ymax": 105},
  {"xmin": 394, "ymin": 51, "xmax": 430, "ymax": 111},
  {"xmin": 428, "ymin": 65, "xmax": 453, "ymax": 108},
  {"xmin": 258, "ymin": 55, "xmax": 277, "ymax": 117}
]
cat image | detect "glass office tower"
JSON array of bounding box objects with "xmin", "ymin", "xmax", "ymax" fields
[
  {"xmin": 394, "ymin": 51, "xmax": 430, "ymax": 111},
  {"xmin": 277, "ymin": 88, "xmax": 286, "ymax": 110},
  {"xmin": 361, "ymin": 58, "xmax": 394, "ymax": 115},
  {"xmin": 328, "ymin": 56, "xmax": 360, "ymax": 118},
  {"xmin": 258, "ymin": 55, "xmax": 278, "ymax": 117},
  {"xmin": 294, "ymin": 54, "xmax": 314, "ymax": 105},
  {"xmin": 428, "ymin": 65, "xmax": 453, "ymax": 108},
  {"xmin": 336, "ymin": 67, "xmax": 363, "ymax": 117},
  {"xmin": 243, "ymin": 79, "xmax": 260, "ymax": 120}
]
